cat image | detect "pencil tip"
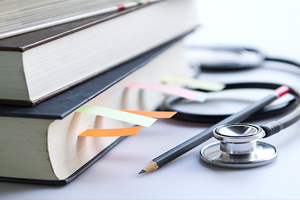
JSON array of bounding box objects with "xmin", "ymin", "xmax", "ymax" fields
[{"xmin": 139, "ymin": 160, "xmax": 159, "ymax": 174}]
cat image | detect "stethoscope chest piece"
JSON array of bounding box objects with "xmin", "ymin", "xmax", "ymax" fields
[{"xmin": 200, "ymin": 124, "xmax": 278, "ymax": 168}]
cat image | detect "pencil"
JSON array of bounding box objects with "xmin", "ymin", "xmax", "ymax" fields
[{"xmin": 139, "ymin": 85, "xmax": 290, "ymax": 174}]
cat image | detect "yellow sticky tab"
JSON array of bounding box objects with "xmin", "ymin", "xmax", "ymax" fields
[
  {"xmin": 163, "ymin": 75, "xmax": 225, "ymax": 91},
  {"xmin": 118, "ymin": 110, "xmax": 177, "ymax": 118},
  {"xmin": 76, "ymin": 105, "xmax": 156, "ymax": 127},
  {"xmin": 79, "ymin": 126, "xmax": 142, "ymax": 137}
]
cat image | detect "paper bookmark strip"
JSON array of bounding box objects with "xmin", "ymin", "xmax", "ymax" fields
[
  {"xmin": 79, "ymin": 126, "xmax": 142, "ymax": 137},
  {"xmin": 118, "ymin": 110, "xmax": 177, "ymax": 118},
  {"xmin": 163, "ymin": 75, "xmax": 225, "ymax": 91},
  {"xmin": 78, "ymin": 110, "xmax": 176, "ymax": 137},
  {"xmin": 76, "ymin": 105, "xmax": 156, "ymax": 127},
  {"xmin": 126, "ymin": 82, "xmax": 207, "ymax": 102}
]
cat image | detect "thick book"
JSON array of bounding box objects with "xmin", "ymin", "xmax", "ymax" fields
[
  {"xmin": 0, "ymin": 36, "xmax": 194, "ymax": 185},
  {"xmin": 0, "ymin": 0, "xmax": 132, "ymax": 38},
  {"xmin": 0, "ymin": 0, "xmax": 197, "ymax": 106}
]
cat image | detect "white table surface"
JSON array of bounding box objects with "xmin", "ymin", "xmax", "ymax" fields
[{"xmin": 2, "ymin": 1, "xmax": 300, "ymax": 199}]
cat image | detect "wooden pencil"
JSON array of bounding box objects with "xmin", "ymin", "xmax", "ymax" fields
[{"xmin": 139, "ymin": 86, "xmax": 290, "ymax": 174}]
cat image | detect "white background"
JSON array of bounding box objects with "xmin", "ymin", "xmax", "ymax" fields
[{"xmin": 2, "ymin": 1, "xmax": 300, "ymax": 199}]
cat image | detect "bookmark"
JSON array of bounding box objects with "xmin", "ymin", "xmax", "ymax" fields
[
  {"xmin": 78, "ymin": 110, "xmax": 176, "ymax": 137},
  {"xmin": 79, "ymin": 126, "xmax": 143, "ymax": 137},
  {"xmin": 118, "ymin": 110, "xmax": 177, "ymax": 118},
  {"xmin": 76, "ymin": 105, "xmax": 156, "ymax": 127},
  {"xmin": 162, "ymin": 75, "xmax": 225, "ymax": 91},
  {"xmin": 126, "ymin": 82, "xmax": 207, "ymax": 102}
]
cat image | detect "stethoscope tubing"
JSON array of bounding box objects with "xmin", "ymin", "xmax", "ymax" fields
[
  {"xmin": 261, "ymin": 85, "xmax": 300, "ymax": 137},
  {"xmin": 265, "ymin": 57, "xmax": 300, "ymax": 68},
  {"xmin": 159, "ymin": 82, "xmax": 299, "ymax": 124},
  {"xmin": 163, "ymin": 45, "xmax": 300, "ymax": 137}
]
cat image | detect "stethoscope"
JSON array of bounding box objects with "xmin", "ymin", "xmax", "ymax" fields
[{"xmin": 159, "ymin": 46, "xmax": 300, "ymax": 168}]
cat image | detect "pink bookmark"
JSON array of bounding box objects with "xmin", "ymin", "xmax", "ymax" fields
[{"xmin": 126, "ymin": 82, "xmax": 207, "ymax": 102}]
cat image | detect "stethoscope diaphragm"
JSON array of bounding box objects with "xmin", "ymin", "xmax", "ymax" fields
[{"xmin": 200, "ymin": 123, "xmax": 278, "ymax": 168}]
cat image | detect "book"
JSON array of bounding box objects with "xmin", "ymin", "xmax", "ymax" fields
[
  {"xmin": 0, "ymin": 0, "xmax": 197, "ymax": 106},
  {"xmin": 0, "ymin": 35, "xmax": 195, "ymax": 185},
  {"xmin": 0, "ymin": 0, "xmax": 134, "ymax": 38}
]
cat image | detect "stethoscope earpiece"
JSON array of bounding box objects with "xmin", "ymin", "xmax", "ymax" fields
[{"xmin": 200, "ymin": 123, "xmax": 278, "ymax": 168}]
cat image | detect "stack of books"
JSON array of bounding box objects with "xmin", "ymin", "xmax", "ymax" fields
[{"xmin": 0, "ymin": 0, "xmax": 197, "ymax": 185}]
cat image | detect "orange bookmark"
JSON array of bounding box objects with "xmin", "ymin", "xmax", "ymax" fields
[
  {"xmin": 79, "ymin": 126, "xmax": 142, "ymax": 137},
  {"xmin": 117, "ymin": 110, "xmax": 177, "ymax": 118},
  {"xmin": 79, "ymin": 111, "xmax": 176, "ymax": 137}
]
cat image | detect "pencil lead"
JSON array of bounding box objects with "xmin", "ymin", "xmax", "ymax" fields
[{"xmin": 138, "ymin": 169, "xmax": 146, "ymax": 174}]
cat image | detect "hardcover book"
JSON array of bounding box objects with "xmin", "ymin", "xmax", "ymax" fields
[
  {"xmin": 0, "ymin": 0, "xmax": 197, "ymax": 106},
  {"xmin": 0, "ymin": 36, "xmax": 194, "ymax": 185}
]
